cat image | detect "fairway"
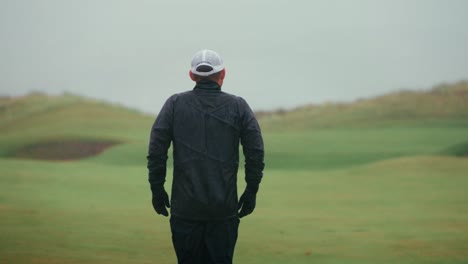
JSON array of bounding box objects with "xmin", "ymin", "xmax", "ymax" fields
[
  {"xmin": 1, "ymin": 155, "xmax": 468, "ymax": 264},
  {"xmin": 1, "ymin": 87, "xmax": 468, "ymax": 263}
]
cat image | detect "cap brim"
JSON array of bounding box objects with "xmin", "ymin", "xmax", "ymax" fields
[{"xmin": 190, "ymin": 63, "xmax": 224, "ymax": 76}]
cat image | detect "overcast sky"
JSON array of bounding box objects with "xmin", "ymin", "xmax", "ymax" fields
[{"xmin": 1, "ymin": 0, "xmax": 467, "ymax": 113}]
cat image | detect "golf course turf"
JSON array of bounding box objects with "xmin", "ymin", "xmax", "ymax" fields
[{"xmin": 1, "ymin": 82, "xmax": 468, "ymax": 263}]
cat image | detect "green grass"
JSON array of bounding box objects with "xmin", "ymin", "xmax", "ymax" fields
[
  {"xmin": 1, "ymin": 157, "xmax": 468, "ymax": 264},
  {"xmin": 264, "ymin": 127, "xmax": 468, "ymax": 170},
  {"xmin": 1, "ymin": 83, "xmax": 468, "ymax": 263}
]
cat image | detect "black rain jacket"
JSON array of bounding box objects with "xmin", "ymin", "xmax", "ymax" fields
[{"xmin": 147, "ymin": 80, "xmax": 265, "ymax": 220}]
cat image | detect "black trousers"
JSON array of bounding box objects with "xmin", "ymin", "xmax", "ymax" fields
[{"xmin": 170, "ymin": 216, "xmax": 240, "ymax": 264}]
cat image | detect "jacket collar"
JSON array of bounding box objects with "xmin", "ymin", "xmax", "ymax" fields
[{"xmin": 193, "ymin": 79, "xmax": 221, "ymax": 91}]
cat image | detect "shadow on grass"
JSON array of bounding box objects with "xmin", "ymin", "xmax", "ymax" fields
[{"xmin": 441, "ymin": 141, "xmax": 468, "ymax": 157}]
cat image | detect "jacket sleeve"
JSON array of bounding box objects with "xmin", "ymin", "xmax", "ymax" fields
[
  {"xmin": 147, "ymin": 96, "xmax": 174, "ymax": 189},
  {"xmin": 239, "ymin": 98, "xmax": 265, "ymax": 192}
]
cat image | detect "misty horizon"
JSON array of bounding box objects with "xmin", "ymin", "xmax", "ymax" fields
[
  {"xmin": 1, "ymin": 1, "xmax": 468, "ymax": 113},
  {"xmin": 3, "ymin": 79, "xmax": 466, "ymax": 116}
]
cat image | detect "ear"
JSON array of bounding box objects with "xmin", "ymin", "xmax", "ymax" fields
[
  {"xmin": 189, "ymin": 71, "xmax": 197, "ymax": 82},
  {"xmin": 220, "ymin": 68, "xmax": 226, "ymax": 80}
]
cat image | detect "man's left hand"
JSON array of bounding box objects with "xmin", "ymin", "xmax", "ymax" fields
[{"xmin": 238, "ymin": 189, "xmax": 257, "ymax": 218}]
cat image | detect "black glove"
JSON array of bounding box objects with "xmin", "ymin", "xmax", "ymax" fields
[
  {"xmin": 238, "ymin": 187, "xmax": 258, "ymax": 218},
  {"xmin": 151, "ymin": 185, "xmax": 170, "ymax": 217}
]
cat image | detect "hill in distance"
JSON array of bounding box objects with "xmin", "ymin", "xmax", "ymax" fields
[
  {"xmin": 258, "ymin": 80, "xmax": 468, "ymax": 131},
  {"xmin": 0, "ymin": 81, "xmax": 467, "ymax": 162}
]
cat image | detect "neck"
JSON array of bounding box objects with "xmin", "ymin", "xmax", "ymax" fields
[{"xmin": 194, "ymin": 79, "xmax": 221, "ymax": 91}]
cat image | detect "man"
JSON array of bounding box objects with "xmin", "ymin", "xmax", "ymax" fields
[{"xmin": 147, "ymin": 49, "xmax": 265, "ymax": 264}]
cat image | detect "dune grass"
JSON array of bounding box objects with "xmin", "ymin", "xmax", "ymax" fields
[{"xmin": 259, "ymin": 81, "xmax": 468, "ymax": 131}]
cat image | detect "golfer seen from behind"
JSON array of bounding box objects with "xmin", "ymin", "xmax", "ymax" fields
[{"xmin": 147, "ymin": 49, "xmax": 265, "ymax": 264}]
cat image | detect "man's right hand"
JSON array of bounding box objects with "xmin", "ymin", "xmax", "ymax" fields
[{"xmin": 151, "ymin": 186, "xmax": 170, "ymax": 217}]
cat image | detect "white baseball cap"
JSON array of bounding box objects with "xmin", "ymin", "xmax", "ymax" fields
[{"xmin": 190, "ymin": 49, "xmax": 224, "ymax": 76}]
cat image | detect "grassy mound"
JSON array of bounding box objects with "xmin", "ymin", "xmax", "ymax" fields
[{"xmin": 0, "ymin": 92, "xmax": 152, "ymax": 160}]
